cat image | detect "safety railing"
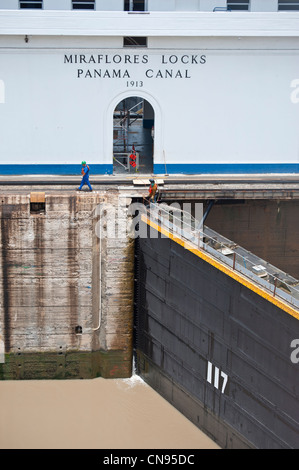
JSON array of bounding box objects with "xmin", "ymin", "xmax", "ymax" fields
[
  {"xmin": 213, "ymin": 7, "xmax": 232, "ymax": 11},
  {"xmin": 113, "ymin": 152, "xmax": 139, "ymax": 172},
  {"xmin": 145, "ymin": 203, "xmax": 299, "ymax": 310}
]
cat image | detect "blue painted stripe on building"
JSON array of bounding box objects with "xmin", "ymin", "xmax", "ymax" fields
[
  {"xmin": 154, "ymin": 163, "xmax": 299, "ymax": 174},
  {"xmin": 0, "ymin": 164, "xmax": 113, "ymax": 175},
  {"xmin": 1, "ymin": 163, "xmax": 299, "ymax": 176}
]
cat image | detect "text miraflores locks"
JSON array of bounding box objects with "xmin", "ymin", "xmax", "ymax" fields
[{"xmin": 64, "ymin": 53, "xmax": 207, "ymax": 80}]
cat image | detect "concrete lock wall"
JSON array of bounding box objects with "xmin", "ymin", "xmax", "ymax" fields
[
  {"xmin": 0, "ymin": 190, "xmax": 134, "ymax": 380},
  {"xmin": 205, "ymin": 200, "xmax": 299, "ymax": 280}
]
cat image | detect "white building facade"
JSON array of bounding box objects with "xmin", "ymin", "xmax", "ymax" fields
[{"xmin": 0, "ymin": 1, "xmax": 299, "ymax": 174}]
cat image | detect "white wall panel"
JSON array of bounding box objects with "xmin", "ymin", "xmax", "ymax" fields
[
  {"xmin": 44, "ymin": 0, "xmax": 71, "ymax": 9},
  {"xmin": 148, "ymin": 0, "xmax": 175, "ymax": 11},
  {"xmin": 199, "ymin": 0, "xmax": 226, "ymax": 11},
  {"xmin": 95, "ymin": 0, "xmax": 123, "ymax": 11},
  {"xmin": 0, "ymin": 0, "xmax": 18, "ymax": 9},
  {"xmin": 250, "ymin": 0, "xmax": 278, "ymax": 12},
  {"xmin": 0, "ymin": 45, "xmax": 298, "ymax": 170}
]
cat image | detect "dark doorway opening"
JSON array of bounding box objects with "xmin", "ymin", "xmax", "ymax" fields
[{"xmin": 113, "ymin": 96, "xmax": 154, "ymax": 175}]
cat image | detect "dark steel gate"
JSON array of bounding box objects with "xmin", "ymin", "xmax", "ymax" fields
[{"xmin": 133, "ymin": 221, "xmax": 299, "ymax": 449}]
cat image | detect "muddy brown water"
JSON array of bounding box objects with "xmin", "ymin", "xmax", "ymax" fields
[{"xmin": 0, "ymin": 374, "xmax": 219, "ymax": 449}]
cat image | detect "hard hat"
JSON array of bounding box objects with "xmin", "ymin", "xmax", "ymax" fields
[
  {"xmin": 149, "ymin": 179, "xmax": 154, "ymax": 183},
  {"xmin": 81, "ymin": 161, "xmax": 86, "ymax": 165}
]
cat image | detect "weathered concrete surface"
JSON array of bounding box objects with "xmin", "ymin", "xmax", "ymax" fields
[
  {"xmin": 1, "ymin": 184, "xmax": 298, "ymax": 380},
  {"xmin": 205, "ymin": 199, "xmax": 299, "ymax": 280},
  {"xmin": 0, "ymin": 190, "xmax": 134, "ymax": 379}
]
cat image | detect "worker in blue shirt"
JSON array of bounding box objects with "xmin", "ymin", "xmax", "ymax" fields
[{"xmin": 77, "ymin": 161, "xmax": 92, "ymax": 191}]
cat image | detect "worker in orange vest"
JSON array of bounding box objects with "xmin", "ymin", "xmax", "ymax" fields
[{"xmin": 148, "ymin": 179, "xmax": 158, "ymax": 203}]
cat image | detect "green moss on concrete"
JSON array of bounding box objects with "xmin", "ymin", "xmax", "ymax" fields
[
  {"xmin": 0, "ymin": 349, "xmax": 132, "ymax": 380},
  {"xmin": 99, "ymin": 350, "xmax": 132, "ymax": 378}
]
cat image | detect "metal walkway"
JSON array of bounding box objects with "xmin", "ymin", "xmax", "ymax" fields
[{"xmin": 141, "ymin": 202, "xmax": 299, "ymax": 318}]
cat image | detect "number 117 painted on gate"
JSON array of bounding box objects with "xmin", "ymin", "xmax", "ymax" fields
[{"xmin": 207, "ymin": 361, "xmax": 228, "ymax": 394}]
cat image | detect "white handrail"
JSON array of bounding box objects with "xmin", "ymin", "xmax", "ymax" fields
[{"xmin": 146, "ymin": 203, "xmax": 299, "ymax": 309}]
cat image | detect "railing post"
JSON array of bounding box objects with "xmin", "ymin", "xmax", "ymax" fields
[{"xmin": 273, "ymin": 277, "xmax": 277, "ymax": 297}]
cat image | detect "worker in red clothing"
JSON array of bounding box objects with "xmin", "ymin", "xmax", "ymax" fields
[{"xmin": 148, "ymin": 179, "xmax": 158, "ymax": 203}]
